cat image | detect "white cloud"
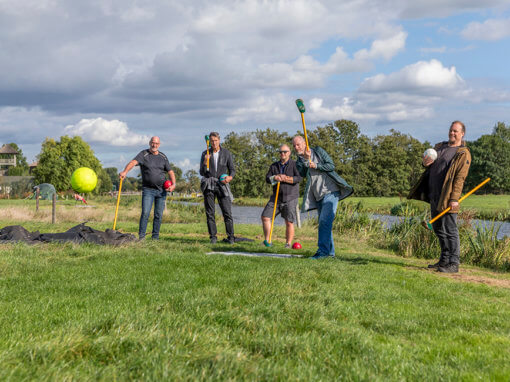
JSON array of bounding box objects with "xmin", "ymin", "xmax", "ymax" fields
[
  {"xmin": 419, "ymin": 46, "xmax": 447, "ymax": 53},
  {"xmin": 461, "ymin": 18, "xmax": 510, "ymax": 40},
  {"xmin": 354, "ymin": 31, "xmax": 407, "ymax": 61},
  {"xmin": 177, "ymin": 158, "xmax": 199, "ymax": 172},
  {"xmin": 65, "ymin": 118, "xmax": 150, "ymax": 146},
  {"xmin": 359, "ymin": 59, "xmax": 466, "ymax": 93},
  {"xmin": 226, "ymin": 94, "xmax": 292, "ymax": 124}
]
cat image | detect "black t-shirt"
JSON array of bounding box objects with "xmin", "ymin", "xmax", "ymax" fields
[
  {"xmin": 133, "ymin": 149, "xmax": 171, "ymax": 190},
  {"xmin": 428, "ymin": 143, "xmax": 459, "ymax": 201}
]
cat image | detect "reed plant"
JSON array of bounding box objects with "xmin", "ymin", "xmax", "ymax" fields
[{"xmin": 466, "ymin": 221, "xmax": 510, "ymax": 270}]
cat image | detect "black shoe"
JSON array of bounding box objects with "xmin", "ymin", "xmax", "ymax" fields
[
  {"xmin": 428, "ymin": 261, "xmax": 447, "ymax": 269},
  {"xmin": 438, "ymin": 263, "xmax": 459, "ymax": 273},
  {"xmin": 228, "ymin": 238, "xmax": 235, "ymax": 245},
  {"xmin": 210, "ymin": 237, "xmax": 217, "ymax": 244}
]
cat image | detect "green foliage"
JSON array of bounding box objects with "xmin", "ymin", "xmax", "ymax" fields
[
  {"xmin": 367, "ymin": 130, "xmax": 428, "ymax": 196},
  {"xmin": 183, "ymin": 169, "xmax": 201, "ymax": 193},
  {"xmin": 466, "ymin": 122, "xmax": 510, "ymax": 194},
  {"xmin": 224, "ymin": 128, "xmax": 291, "ymax": 198},
  {"xmin": 466, "ymin": 222, "xmax": 510, "ymax": 270},
  {"xmin": 32, "ymin": 136, "xmax": 109, "ymax": 194},
  {"xmin": 104, "ymin": 167, "xmax": 119, "ymax": 190}
]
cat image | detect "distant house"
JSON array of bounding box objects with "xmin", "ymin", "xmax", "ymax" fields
[
  {"xmin": 29, "ymin": 161, "xmax": 38, "ymax": 174},
  {"xmin": 0, "ymin": 144, "xmax": 19, "ymax": 176}
]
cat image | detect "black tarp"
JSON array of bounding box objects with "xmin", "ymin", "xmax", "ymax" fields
[{"xmin": 0, "ymin": 223, "xmax": 136, "ymax": 245}]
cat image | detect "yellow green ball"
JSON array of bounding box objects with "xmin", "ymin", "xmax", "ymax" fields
[{"xmin": 71, "ymin": 167, "xmax": 97, "ymax": 193}]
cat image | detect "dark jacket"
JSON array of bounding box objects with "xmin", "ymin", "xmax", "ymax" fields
[
  {"xmin": 265, "ymin": 159, "xmax": 302, "ymax": 203},
  {"xmin": 200, "ymin": 146, "xmax": 236, "ymax": 179},
  {"xmin": 296, "ymin": 146, "xmax": 353, "ymax": 212},
  {"xmin": 408, "ymin": 142, "xmax": 471, "ymax": 213}
]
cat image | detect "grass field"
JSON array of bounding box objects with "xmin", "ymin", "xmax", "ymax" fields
[{"xmin": 1, "ymin": 200, "xmax": 509, "ymax": 379}]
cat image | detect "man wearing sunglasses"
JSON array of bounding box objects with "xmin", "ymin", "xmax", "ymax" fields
[{"xmin": 261, "ymin": 144, "xmax": 302, "ymax": 248}]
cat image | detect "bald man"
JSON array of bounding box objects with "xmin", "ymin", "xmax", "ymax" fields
[
  {"xmin": 293, "ymin": 135, "xmax": 353, "ymax": 259},
  {"xmin": 120, "ymin": 136, "xmax": 176, "ymax": 240}
]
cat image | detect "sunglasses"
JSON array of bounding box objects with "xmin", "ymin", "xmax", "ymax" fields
[{"xmin": 278, "ymin": 150, "xmax": 290, "ymax": 154}]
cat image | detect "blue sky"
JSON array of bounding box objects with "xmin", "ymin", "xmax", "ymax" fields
[{"xmin": 1, "ymin": 1, "xmax": 509, "ymax": 173}]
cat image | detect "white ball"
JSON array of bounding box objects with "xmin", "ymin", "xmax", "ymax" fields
[{"xmin": 423, "ymin": 148, "xmax": 438, "ymax": 161}]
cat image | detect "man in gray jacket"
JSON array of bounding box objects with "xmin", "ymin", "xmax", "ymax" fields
[
  {"xmin": 293, "ymin": 135, "xmax": 353, "ymax": 259},
  {"xmin": 199, "ymin": 131, "xmax": 235, "ymax": 244}
]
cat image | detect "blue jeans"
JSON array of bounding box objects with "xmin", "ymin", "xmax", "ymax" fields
[
  {"xmin": 139, "ymin": 187, "xmax": 167, "ymax": 239},
  {"xmin": 316, "ymin": 191, "xmax": 340, "ymax": 256}
]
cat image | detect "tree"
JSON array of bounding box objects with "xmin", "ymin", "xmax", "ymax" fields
[
  {"xmin": 105, "ymin": 167, "xmax": 119, "ymax": 190},
  {"xmin": 466, "ymin": 122, "xmax": 510, "ymax": 193},
  {"xmin": 224, "ymin": 128, "xmax": 291, "ymax": 198},
  {"xmin": 33, "ymin": 136, "xmax": 111, "ymax": 193},
  {"xmin": 184, "ymin": 169, "xmax": 201, "ymax": 193},
  {"xmin": 368, "ymin": 130, "xmax": 427, "ymax": 196}
]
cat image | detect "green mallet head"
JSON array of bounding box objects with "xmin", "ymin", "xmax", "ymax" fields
[
  {"xmin": 205, "ymin": 135, "xmax": 209, "ymax": 142},
  {"xmin": 263, "ymin": 240, "xmax": 272, "ymax": 247},
  {"xmin": 295, "ymin": 99, "xmax": 306, "ymax": 113}
]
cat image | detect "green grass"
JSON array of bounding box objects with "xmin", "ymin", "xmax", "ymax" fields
[{"xmin": 1, "ymin": 218, "xmax": 510, "ymax": 380}]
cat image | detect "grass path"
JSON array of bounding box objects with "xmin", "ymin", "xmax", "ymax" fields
[{"xmin": 1, "ymin": 221, "xmax": 510, "ymax": 380}]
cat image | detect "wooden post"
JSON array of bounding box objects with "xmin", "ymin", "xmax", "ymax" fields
[
  {"xmin": 52, "ymin": 193, "xmax": 56, "ymax": 224},
  {"xmin": 35, "ymin": 187, "xmax": 40, "ymax": 212}
]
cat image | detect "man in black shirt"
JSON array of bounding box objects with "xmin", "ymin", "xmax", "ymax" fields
[
  {"xmin": 199, "ymin": 131, "xmax": 235, "ymax": 244},
  {"xmin": 261, "ymin": 144, "xmax": 302, "ymax": 247},
  {"xmin": 120, "ymin": 136, "xmax": 176, "ymax": 240}
]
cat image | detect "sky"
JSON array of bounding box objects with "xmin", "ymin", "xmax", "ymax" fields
[{"xmin": 1, "ymin": 0, "xmax": 510, "ymax": 173}]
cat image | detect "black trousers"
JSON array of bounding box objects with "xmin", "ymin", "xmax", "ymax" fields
[
  {"xmin": 431, "ymin": 200, "xmax": 460, "ymax": 265},
  {"xmin": 203, "ymin": 189, "xmax": 234, "ymax": 240}
]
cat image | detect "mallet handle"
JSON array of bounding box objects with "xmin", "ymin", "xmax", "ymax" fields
[
  {"xmin": 429, "ymin": 177, "xmax": 490, "ymax": 224},
  {"xmin": 300, "ymin": 113, "xmax": 310, "ymax": 151},
  {"xmin": 268, "ymin": 181, "xmax": 281, "ymax": 244},
  {"xmin": 206, "ymin": 140, "xmax": 210, "ymax": 171},
  {"xmin": 113, "ymin": 177, "xmax": 123, "ymax": 230}
]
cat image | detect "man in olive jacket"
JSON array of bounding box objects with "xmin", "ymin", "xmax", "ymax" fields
[
  {"xmin": 293, "ymin": 135, "xmax": 353, "ymax": 259},
  {"xmin": 408, "ymin": 121, "xmax": 471, "ymax": 273}
]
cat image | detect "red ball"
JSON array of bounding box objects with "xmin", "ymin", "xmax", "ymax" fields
[
  {"xmin": 164, "ymin": 180, "xmax": 172, "ymax": 189},
  {"xmin": 292, "ymin": 242, "xmax": 302, "ymax": 250}
]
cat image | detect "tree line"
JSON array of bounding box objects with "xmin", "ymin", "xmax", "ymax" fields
[{"xmin": 4, "ymin": 120, "xmax": 509, "ymax": 197}]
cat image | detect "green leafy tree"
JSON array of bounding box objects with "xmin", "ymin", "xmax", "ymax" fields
[
  {"xmin": 105, "ymin": 167, "xmax": 119, "ymax": 190},
  {"xmin": 184, "ymin": 169, "xmax": 201, "ymax": 193},
  {"xmin": 467, "ymin": 122, "xmax": 510, "ymax": 193},
  {"xmin": 224, "ymin": 128, "xmax": 291, "ymax": 198},
  {"xmin": 33, "ymin": 136, "xmax": 110, "ymax": 193},
  {"xmin": 368, "ymin": 130, "xmax": 428, "ymax": 196}
]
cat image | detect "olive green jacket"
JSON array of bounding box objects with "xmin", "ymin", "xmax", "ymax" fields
[{"xmin": 408, "ymin": 143, "xmax": 471, "ymax": 213}]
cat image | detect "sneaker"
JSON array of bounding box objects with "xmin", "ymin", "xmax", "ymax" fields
[
  {"xmin": 438, "ymin": 263, "xmax": 459, "ymax": 273},
  {"xmin": 427, "ymin": 261, "xmax": 447, "ymax": 269},
  {"xmin": 284, "ymin": 243, "xmax": 291, "ymax": 249},
  {"xmin": 210, "ymin": 237, "xmax": 217, "ymax": 244},
  {"xmin": 227, "ymin": 237, "xmax": 236, "ymax": 245},
  {"xmin": 310, "ymin": 253, "xmax": 335, "ymax": 259}
]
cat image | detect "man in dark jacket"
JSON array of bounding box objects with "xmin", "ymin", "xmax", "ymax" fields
[
  {"xmin": 119, "ymin": 136, "xmax": 176, "ymax": 240},
  {"xmin": 199, "ymin": 131, "xmax": 236, "ymax": 244},
  {"xmin": 293, "ymin": 135, "xmax": 353, "ymax": 259},
  {"xmin": 408, "ymin": 121, "xmax": 471, "ymax": 273},
  {"xmin": 261, "ymin": 144, "xmax": 302, "ymax": 247}
]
